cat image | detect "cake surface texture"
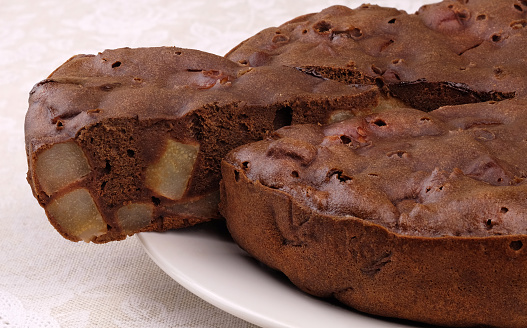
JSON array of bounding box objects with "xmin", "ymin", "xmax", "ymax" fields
[
  {"xmin": 220, "ymin": 0, "xmax": 527, "ymax": 326},
  {"xmin": 24, "ymin": 0, "xmax": 527, "ymax": 325},
  {"xmin": 25, "ymin": 47, "xmax": 377, "ymax": 242}
]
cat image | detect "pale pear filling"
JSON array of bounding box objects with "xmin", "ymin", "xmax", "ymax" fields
[
  {"xmin": 145, "ymin": 139, "xmax": 199, "ymax": 200},
  {"xmin": 46, "ymin": 189, "xmax": 107, "ymax": 242},
  {"xmin": 165, "ymin": 191, "xmax": 220, "ymax": 218},
  {"xmin": 35, "ymin": 141, "xmax": 91, "ymax": 196},
  {"xmin": 116, "ymin": 203, "xmax": 154, "ymax": 233}
]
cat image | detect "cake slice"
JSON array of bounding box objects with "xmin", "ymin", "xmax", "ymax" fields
[{"xmin": 25, "ymin": 46, "xmax": 378, "ymax": 242}]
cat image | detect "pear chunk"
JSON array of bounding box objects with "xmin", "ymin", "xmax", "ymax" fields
[
  {"xmin": 35, "ymin": 142, "xmax": 91, "ymax": 195},
  {"xmin": 166, "ymin": 191, "xmax": 220, "ymax": 218},
  {"xmin": 145, "ymin": 139, "xmax": 199, "ymax": 200},
  {"xmin": 116, "ymin": 203, "xmax": 154, "ymax": 234},
  {"xmin": 47, "ymin": 189, "xmax": 107, "ymax": 242}
]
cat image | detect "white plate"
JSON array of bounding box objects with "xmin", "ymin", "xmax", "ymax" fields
[{"xmin": 138, "ymin": 221, "xmax": 432, "ymax": 328}]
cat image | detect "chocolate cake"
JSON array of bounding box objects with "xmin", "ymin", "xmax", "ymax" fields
[
  {"xmin": 219, "ymin": 0, "xmax": 527, "ymax": 327},
  {"xmin": 25, "ymin": 47, "xmax": 378, "ymax": 242},
  {"xmin": 24, "ymin": 0, "xmax": 527, "ymax": 324}
]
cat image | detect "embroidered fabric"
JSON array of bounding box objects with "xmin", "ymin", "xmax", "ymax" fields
[
  {"xmin": 0, "ymin": 291, "xmax": 60, "ymax": 328},
  {"xmin": 1, "ymin": 0, "xmax": 433, "ymax": 327}
]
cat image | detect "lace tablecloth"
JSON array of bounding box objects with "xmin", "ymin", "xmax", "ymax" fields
[{"xmin": 1, "ymin": 1, "xmax": 433, "ymax": 327}]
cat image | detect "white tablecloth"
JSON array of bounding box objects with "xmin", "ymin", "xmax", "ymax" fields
[{"xmin": 0, "ymin": 1, "xmax": 434, "ymax": 327}]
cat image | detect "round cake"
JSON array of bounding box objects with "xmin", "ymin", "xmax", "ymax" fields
[{"xmin": 220, "ymin": 0, "xmax": 527, "ymax": 326}]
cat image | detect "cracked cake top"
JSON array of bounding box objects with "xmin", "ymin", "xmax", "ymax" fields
[
  {"xmin": 226, "ymin": 0, "xmax": 526, "ymax": 108},
  {"xmin": 224, "ymin": 0, "xmax": 527, "ymax": 237}
]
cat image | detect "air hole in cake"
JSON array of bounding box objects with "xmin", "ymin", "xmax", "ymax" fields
[
  {"xmin": 234, "ymin": 170, "xmax": 240, "ymax": 182},
  {"xmin": 111, "ymin": 61, "xmax": 121, "ymax": 68},
  {"xmin": 491, "ymin": 34, "xmax": 502, "ymax": 42},
  {"xmin": 388, "ymin": 18, "xmax": 396, "ymax": 24},
  {"xmin": 350, "ymin": 28, "xmax": 363, "ymax": 38},
  {"xmin": 302, "ymin": 29, "xmax": 308, "ymax": 34},
  {"xmin": 126, "ymin": 149, "xmax": 135, "ymax": 157},
  {"xmin": 313, "ymin": 20, "xmax": 332, "ymax": 34},
  {"xmin": 456, "ymin": 11, "xmax": 469, "ymax": 20},
  {"xmin": 375, "ymin": 78, "xmax": 385, "ymax": 88},
  {"xmin": 87, "ymin": 108, "xmax": 102, "ymax": 114},
  {"xmin": 291, "ymin": 171, "xmax": 299, "ymax": 178},
  {"xmin": 174, "ymin": 51, "xmax": 182, "ymax": 55},
  {"xmin": 104, "ymin": 160, "xmax": 111, "ymax": 173},
  {"xmin": 511, "ymin": 20, "xmax": 527, "ymax": 29},
  {"xmin": 387, "ymin": 150, "xmax": 406, "ymax": 158},
  {"xmin": 514, "ymin": 4, "xmax": 523, "ymax": 11},
  {"xmin": 327, "ymin": 169, "xmax": 352, "ymax": 182},
  {"xmin": 151, "ymin": 196, "xmax": 161, "ymax": 206},
  {"xmin": 338, "ymin": 174, "xmax": 352, "ymax": 182},
  {"xmin": 100, "ymin": 83, "xmax": 120, "ymax": 91},
  {"xmin": 340, "ymin": 135, "xmax": 352, "ymax": 144},
  {"xmin": 501, "ymin": 207, "xmax": 509, "ymax": 213},
  {"xmin": 242, "ymin": 161, "xmax": 250, "ymax": 170},
  {"xmin": 273, "ymin": 106, "xmax": 293, "ymax": 130},
  {"xmin": 476, "ymin": 14, "xmax": 487, "ymax": 20},
  {"xmin": 272, "ymin": 34, "xmax": 289, "ymax": 43},
  {"xmin": 373, "ymin": 119, "xmax": 387, "ymax": 127},
  {"xmin": 56, "ymin": 120, "xmax": 64, "ymax": 129},
  {"xmin": 380, "ymin": 39, "xmax": 395, "ymax": 52},
  {"xmin": 485, "ymin": 219, "xmax": 494, "ymax": 229},
  {"xmin": 100, "ymin": 181, "xmax": 106, "ymax": 190},
  {"xmin": 510, "ymin": 240, "xmax": 523, "ymax": 251},
  {"xmin": 420, "ymin": 117, "xmax": 431, "ymax": 122},
  {"xmin": 371, "ymin": 65, "xmax": 383, "ymax": 75}
]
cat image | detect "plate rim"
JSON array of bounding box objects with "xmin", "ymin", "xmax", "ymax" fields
[{"xmin": 137, "ymin": 222, "xmax": 424, "ymax": 328}]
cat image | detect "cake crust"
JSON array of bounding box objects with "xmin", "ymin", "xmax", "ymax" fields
[{"xmin": 220, "ymin": 162, "xmax": 527, "ymax": 327}]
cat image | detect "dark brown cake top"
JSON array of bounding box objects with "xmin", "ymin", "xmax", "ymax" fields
[
  {"xmin": 226, "ymin": 0, "xmax": 527, "ymax": 98},
  {"xmin": 227, "ymin": 98, "xmax": 527, "ymax": 237},
  {"xmin": 26, "ymin": 47, "xmax": 373, "ymax": 153},
  {"xmin": 223, "ymin": 0, "xmax": 527, "ymax": 237}
]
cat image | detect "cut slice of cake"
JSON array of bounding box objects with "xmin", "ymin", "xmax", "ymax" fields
[{"xmin": 25, "ymin": 46, "xmax": 378, "ymax": 242}]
